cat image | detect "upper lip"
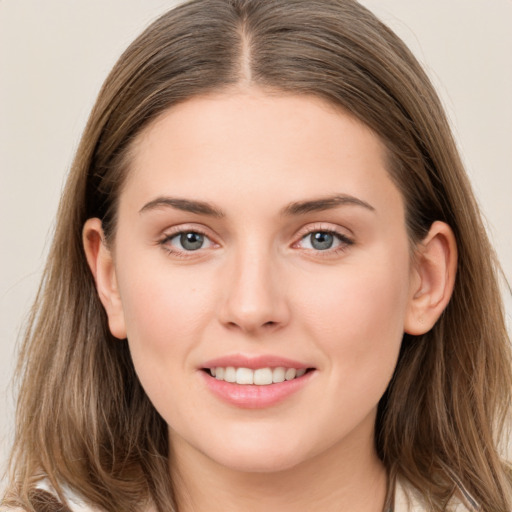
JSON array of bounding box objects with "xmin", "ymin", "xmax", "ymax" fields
[{"xmin": 201, "ymin": 354, "xmax": 313, "ymax": 370}]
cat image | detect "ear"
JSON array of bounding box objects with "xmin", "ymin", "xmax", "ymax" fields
[
  {"xmin": 404, "ymin": 221, "xmax": 457, "ymax": 335},
  {"xmin": 82, "ymin": 218, "xmax": 127, "ymax": 339}
]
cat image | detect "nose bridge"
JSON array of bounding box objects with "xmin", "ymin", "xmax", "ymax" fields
[{"xmin": 220, "ymin": 237, "xmax": 288, "ymax": 333}]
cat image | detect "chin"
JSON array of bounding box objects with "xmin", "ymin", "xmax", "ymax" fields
[
  {"xmin": 205, "ymin": 437, "xmax": 311, "ymax": 474},
  {"xmin": 217, "ymin": 453, "xmax": 305, "ymax": 474}
]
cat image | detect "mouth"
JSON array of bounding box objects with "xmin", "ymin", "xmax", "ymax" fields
[
  {"xmin": 203, "ymin": 366, "xmax": 314, "ymax": 385},
  {"xmin": 200, "ymin": 363, "xmax": 316, "ymax": 408},
  {"xmin": 199, "ymin": 355, "xmax": 316, "ymax": 408}
]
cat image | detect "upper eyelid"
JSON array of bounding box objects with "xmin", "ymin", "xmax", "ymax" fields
[
  {"xmin": 162, "ymin": 230, "xmax": 212, "ymax": 243},
  {"xmin": 160, "ymin": 223, "xmax": 216, "ymax": 239},
  {"xmin": 157, "ymin": 222, "xmax": 354, "ymax": 247},
  {"xmin": 294, "ymin": 222, "xmax": 354, "ymax": 240},
  {"xmin": 295, "ymin": 231, "xmax": 353, "ymax": 248}
]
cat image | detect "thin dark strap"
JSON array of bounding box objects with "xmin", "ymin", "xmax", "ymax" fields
[{"xmin": 28, "ymin": 489, "xmax": 73, "ymax": 512}]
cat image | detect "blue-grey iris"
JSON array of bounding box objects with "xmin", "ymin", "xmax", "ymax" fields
[
  {"xmin": 311, "ymin": 232, "xmax": 334, "ymax": 250},
  {"xmin": 181, "ymin": 232, "xmax": 204, "ymax": 251}
]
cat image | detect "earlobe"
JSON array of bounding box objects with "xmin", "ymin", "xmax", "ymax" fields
[
  {"xmin": 404, "ymin": 221, "xmax": 457, "ymax": 335},
  {"xmin": 82, "ymin": 218, "xmax": 127, "ymax": 339}
]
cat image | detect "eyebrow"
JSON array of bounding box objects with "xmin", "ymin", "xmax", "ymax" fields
[
  {"xmin": 139, "ymin": 197, "xmax": 225, "ymax": 217},
  {"xmin": 138, "ymin": 193, "xmax": 375, "ymax": 218},
  {"xmin": 281, "ymin": 194, "xmax": 375, "ymax": 216}
]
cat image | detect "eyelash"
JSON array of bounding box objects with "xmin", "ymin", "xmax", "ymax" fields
[
  {"xmin": 293, "ymin": 225, "xmax": 354, "ymax": 256},
  {"xmin": 159, "ymin": 226, "xmax": 216, "ymax": 258},
  {"xmin": 158, "ymin": 225, "xmax": 354, "ymax": 258}
]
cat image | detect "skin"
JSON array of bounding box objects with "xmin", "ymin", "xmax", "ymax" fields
[{"xmin": 84, "ymin": 88, "xmax": 457, "ymax": 512}]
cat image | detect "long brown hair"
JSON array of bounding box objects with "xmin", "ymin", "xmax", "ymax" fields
[{"xmin": 4, "ymin": 1, "xmax": 511, "ymax": 511}]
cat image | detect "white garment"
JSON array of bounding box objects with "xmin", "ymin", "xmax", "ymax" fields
[
  {"xmin": 1, "ymin": 477, "xmax": 476, "ymax": 512},
  {"xmin": 35, "ymin": 480, "xmax": 102, "ymax": 512},
  {"xmin": 394, "ymin": 478, "xmax": 476, "ymax": 512}
]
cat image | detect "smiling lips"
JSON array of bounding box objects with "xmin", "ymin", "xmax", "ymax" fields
[{"xmin": 201, "ymin": 356, "xmax": 315, "ymax": 408}]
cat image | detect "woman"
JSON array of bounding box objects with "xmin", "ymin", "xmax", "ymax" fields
[{"xmin": 2, "ymin": 0, "xmax": 511, "ymax": 511}]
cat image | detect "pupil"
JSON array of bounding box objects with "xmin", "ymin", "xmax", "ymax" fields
[
  {"xmin": 311, "ymin": 232, "xmax": 334, "ymax": 250},
  {"xmin": 180, "ymin": 232, "xmax": 204, "ymax": 251}
]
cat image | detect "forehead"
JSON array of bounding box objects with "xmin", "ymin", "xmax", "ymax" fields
[{"xmin": 121, "ymin": 88, "xmax": 402, "ymax": 217}]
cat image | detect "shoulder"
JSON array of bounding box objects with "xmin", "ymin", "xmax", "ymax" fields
[
  {"xmin": 0, "ymin": 489, "xmax": 71, "ymax": 512},
  {"xmin": 1, "ymin": 490, "xmax": 73, "ymax": 512},
  {"xmin": 394, "ymin": 476, "xmax": 479, "ymax": 512},
  {"xmin": 1, "ymin": 481, "xmax": 97, "ymax": 512},
  {"xmin": 32, "ymin": 482, "xmax": 94, "ymax": 512},
  {"xmin": 2, "ymin": 481, "xmax": 156, "ymax": 512}
]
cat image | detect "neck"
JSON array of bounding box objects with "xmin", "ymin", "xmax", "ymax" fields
[{"xmin": 169, "ymin": 423, "xmax": 388, "ymax": 512}]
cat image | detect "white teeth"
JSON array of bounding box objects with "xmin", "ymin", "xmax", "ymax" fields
[
  {"xmin": 285, "ymin": 368, "xmax": 296, "ymax": 381},
  {"xmin": 272, "ymin": 367, "xmax": 285, "ymax": 383},
  {"xmin": 209, "ymin": 366, "xmax": 309, "ymax": 385},
  {"xmin": 236, "ymin": 367, "xmax": 254, "ymax": 385},
  {"xmin": 254, "ymin": 368, "xmax": 273, "ymax": 385},
  {"xmin": 224, "ymin": 366, "xmax": 236, "ymax": 383}
]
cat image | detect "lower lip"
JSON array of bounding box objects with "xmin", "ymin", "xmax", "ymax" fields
[{"xmin": 200, "ymin": 370, "xmax": 315, "ymax": 409}]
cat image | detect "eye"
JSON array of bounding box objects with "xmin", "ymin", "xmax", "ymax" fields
[
  {"xmin": 164, "ymin": 231, "xmax": 214, "ymax": 252},
  {"xmin": 298, "ymin": 230, "xmax": 353, "ymax": 252}
]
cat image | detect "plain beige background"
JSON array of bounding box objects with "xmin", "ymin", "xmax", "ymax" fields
[{"xmin": 1, "ymin": 0, "xmax": 511, "ymax": 478}]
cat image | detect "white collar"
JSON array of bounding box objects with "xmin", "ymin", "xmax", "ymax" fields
[
  {"xmin": 33, "ymin": 476, "xmax": 477, "ymax": 512},
  {"xmin": 394, "ymin": 477, "xmax": 477, "ymax": 511}
]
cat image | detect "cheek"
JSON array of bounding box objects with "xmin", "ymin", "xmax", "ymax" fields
[
  {"xmin": 115, "ymin": 259, "xmax": 217, "ymax": 361},
  {"xmin": 113, "ymin": 260, "xmax": 221, "ymax": 419},
  {"xmin": 297, "ymin": 250, "xmax": 411, "ymax": 376}
]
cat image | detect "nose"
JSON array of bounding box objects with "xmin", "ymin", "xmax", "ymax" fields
[{"xmin": 218, "ymin": 245, "xmax": 290, "ymax": 334}]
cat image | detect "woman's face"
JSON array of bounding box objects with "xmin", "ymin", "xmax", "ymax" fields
[{"xmin": 102, "ymin": 89, "xmax": 419, "ymax": 474}]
